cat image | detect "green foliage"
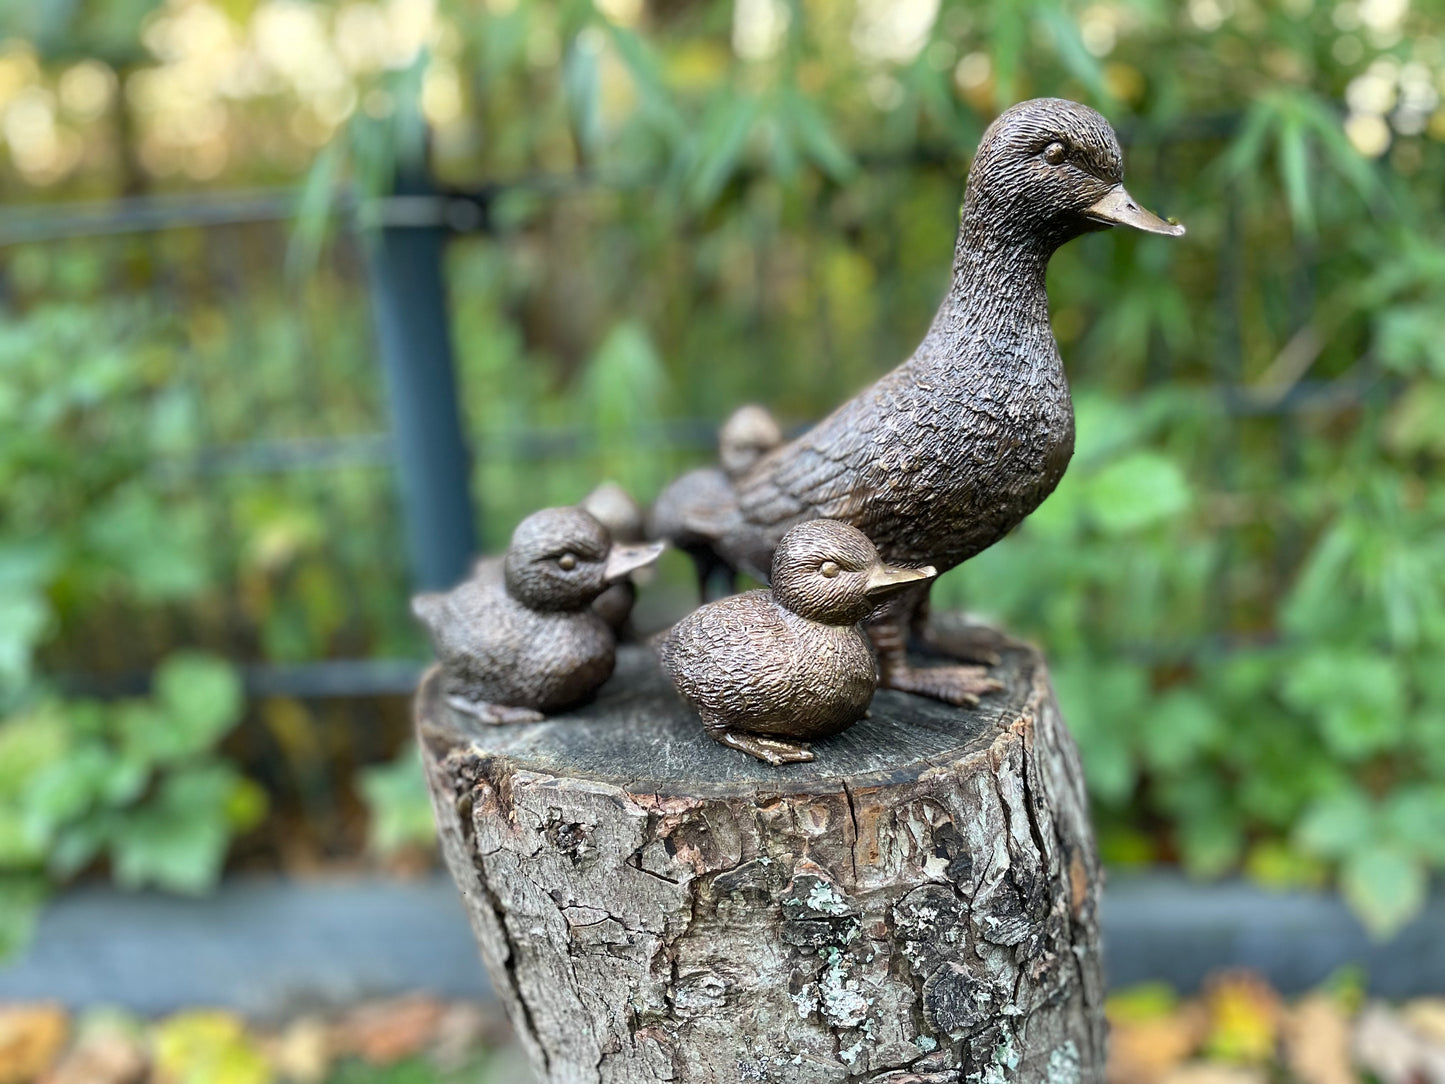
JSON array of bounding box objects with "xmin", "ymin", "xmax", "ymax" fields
[
  {"xmin": 0, "ymin": 653, "xmax": 263, "ymax": 946},
  {"xmin": 359, "ymin": 745, "xmax": 438, "ymax": 860}
]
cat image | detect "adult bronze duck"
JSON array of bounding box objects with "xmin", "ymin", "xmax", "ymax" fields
[{"xmin": 714, "ymin": 97, "xmax": 1184, "ymax": 706}]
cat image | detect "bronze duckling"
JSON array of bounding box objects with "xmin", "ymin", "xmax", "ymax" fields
[
  {"xmin": 710, "ymin": 98, "xmax": 1184, "ymax": 707},
  {"xmin": 658, "ymin": 519, "xmax": 936, "ymax": 765},
  {"xmin": 580, "ymin": 482, "xmax": 648, "ymax": 633},
  {"xmin": 412, "ymin": 506, "xmax": 664, "ymax": 723},
  {"xmin": 649, "ymin": 404, "xmax": 783, "ymax": 600}
]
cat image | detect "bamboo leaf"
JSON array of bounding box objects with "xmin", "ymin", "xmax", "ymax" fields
[{"xmin": 1276, "ymin": 114, "xmax": 1314, "ymax": 234}]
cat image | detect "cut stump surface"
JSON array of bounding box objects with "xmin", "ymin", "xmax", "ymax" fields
[{"xmin": 417, "ymin": 619, "xmax": 1104, "ymax": 1084}]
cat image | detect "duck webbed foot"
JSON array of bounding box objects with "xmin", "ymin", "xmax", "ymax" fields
[
  {"xmin": 879, "ymin": 662, "xmax": 1003, "ymax": 707},
  {"xmin": 705, "ymin": 721, "xmax": 814, "ymax": 765},
  {"xmin": 446, "ymin": 695, "xmax": 546, "ymax": 726},
  {"xmin": 871, "ymin": 605, "xmax": 1004, "ymax": 708},
  {"xmin": 908, "ymin": 598, "xmax": 1003, "ymax": 666}
]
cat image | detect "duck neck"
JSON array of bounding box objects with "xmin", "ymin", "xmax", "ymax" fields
[{"xmin": 923, "ymin": 196, "xmax": 1059, "ymax": 358}]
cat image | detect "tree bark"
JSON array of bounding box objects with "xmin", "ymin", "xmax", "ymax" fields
[{"xmin": 417, "ymin": 619, "xmax": 1105, "ymax": 1084}]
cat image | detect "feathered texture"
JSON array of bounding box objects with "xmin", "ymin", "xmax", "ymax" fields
[
  {"xmin": 658, "ymin": 520, "xmax": 934, "ymax": 763},
  {"xmin": 413, "ymin": 506, "xmax": 662, "ymax": 719},
  {"xmin": 679, "ymin": 98, "xmax": 1181, "ymax": 706},
  {"xmin": 648, "ymin": 404, "xmax": 783, "ymax": 599}
]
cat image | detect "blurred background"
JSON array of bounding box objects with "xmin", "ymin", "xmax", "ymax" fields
[{"xmin": 1, "ymin": 0, "xmax": 1444, "ymax": 1080}]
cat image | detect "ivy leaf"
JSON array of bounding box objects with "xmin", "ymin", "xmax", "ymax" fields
[
  {"xmin": 1084, "ymin": 451, "xmax": 1192, "ymax": 534},
  {"xmin": 1140, "ymin": 690, "xmax": 1220, "ymax": 772},
  {"xmin": 1295, "ymin": 788, "xmax": 1375, "ymax": 859},
  {"xmin": 1280, "ymin": 651, "xmax": 1406, "ymax": 761},
  {"xmin": 1383, "ymin": 785, "xmax": 1445, "ymax": 865},
  {"xmin": 1341, "ymin": 845, "xmax": 1426, "ymax": 940},
  {"xmin": 20, "ymin": 743, "xmax": 112, "ymax": 841},
  {"xmin": 359, "ymin": 746, "xmax": 437, "ymax": 857},
  {"xmin": 108, "ymin": 765, "xmax": 242, "ymax": 895},
  {"xmin": 153, "ymin": 653, "xmax": 244, "ymax": 757}
]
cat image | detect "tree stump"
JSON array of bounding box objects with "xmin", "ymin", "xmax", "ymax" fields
[{"xmin": 416, "ymin": 620, "xmax": 1105, "ymax": 1084}]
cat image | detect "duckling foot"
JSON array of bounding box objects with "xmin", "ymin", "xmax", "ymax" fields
[
  {"xmin": 880, "ymin": 663, "xmax": 1004, "ymax": 708},
  {"xmin": 446, "ymin": 696, "xmax": 546, "ymax": 726},
  {"xmin": 707, "ymin": 726, "xmax": 814, "ymax": 765}
]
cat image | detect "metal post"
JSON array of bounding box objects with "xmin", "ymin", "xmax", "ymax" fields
[{"xmin": 366, "ymin": 156, "xmax": 478, "ymax": 592}]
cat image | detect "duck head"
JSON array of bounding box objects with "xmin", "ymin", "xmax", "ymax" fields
[
  {"xmin": 963, "ymin": 97, "xmax": 1183, "ymax": 254},
  {"xmin": 505, "ymin": 506, "xmax": 664, "ymax": 612},
  {"xmin": 718, "ymin": 404, "xmax": 784, "ymax": 480},
  {"xmin": 772, "ymin": 520, "xmax": 937, "ymax": 626}
]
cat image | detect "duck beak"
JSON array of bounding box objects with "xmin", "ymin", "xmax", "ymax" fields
[
  {"xmin": 1083, "ymin": 184, "xmax": 1185, "ymax": 237},
  {"xmin": 864, "ymin": 563, "xmax": 938, "ymax": 598},
  {"xmin": 604, "ymin": 540, "xmax": 665, "ymax": 582}
]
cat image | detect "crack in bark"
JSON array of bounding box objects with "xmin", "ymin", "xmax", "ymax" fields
[{"xmin": 453, "ymin": 770, "xmax": 553, "ymax": 1080}]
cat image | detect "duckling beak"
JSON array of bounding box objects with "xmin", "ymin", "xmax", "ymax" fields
[
  {"xmin": 865, "ymin": 563, "xmax": 938, "ymax": 598},
  {"xmin": 1083, "ymin": 185, "xmax": 1185, "ymax": 237},
  {"xmin": 604, "ymin": 540, "xmax": 666, "ymax": 582}
]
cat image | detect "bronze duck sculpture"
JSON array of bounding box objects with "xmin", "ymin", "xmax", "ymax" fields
[
  {"xmin": 658, "ymin": 519, "xmax": 936, "ymax": 765},
  {"xmin": 648, "ymin": 404, "xmax": 783, "ymax": 600},
  {"xmin": 412, "ymin": 506, "xmax": 663, "ymax": 722},
  {"xmin": 580, "ymin": 481, "xmax": 648, "ymax": 633},
  {"xmin": 706, "ymin": 98, "xmax": 1184, "ymax": 706}
]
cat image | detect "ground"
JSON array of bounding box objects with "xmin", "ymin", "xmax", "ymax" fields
[{"xmin": 2, "ymin": 971, "xmax": 1444, "ymax": 1084}]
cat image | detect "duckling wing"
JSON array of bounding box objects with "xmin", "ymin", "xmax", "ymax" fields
[{"xmin": 660, "ymin": 592, "xmax": 797, "ymax": 713}]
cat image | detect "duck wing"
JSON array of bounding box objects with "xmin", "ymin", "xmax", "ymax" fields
[{"xmin": 731, "ymin": 384, "xmax": 914, "ymax": 540}]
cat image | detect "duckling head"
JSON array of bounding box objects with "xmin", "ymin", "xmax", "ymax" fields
[
  {"xmin": 719, "ymin": 404, "xmax": 784, "ymax": 480},
  {"xmin": 505, "ymin": 506, "xmax": 664, "ymax": 612},
  {"xmin": 581, "ymin": 482, "xmax": 645, "ymax": 544},
  {"xmin": 772, "ymin": 520, "xmax": 937, "ymax": 626},
  {"xmin": 962, "ymin": 97, "xmax": 1184, "ymax": 254}
]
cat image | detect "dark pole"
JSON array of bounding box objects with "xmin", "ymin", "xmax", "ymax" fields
[{"xmin": 366, "ymin": 150, "xmax": 478, "ymax": 592}]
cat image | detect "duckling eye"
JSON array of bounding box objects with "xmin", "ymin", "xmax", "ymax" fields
[
  {"xmin": 1043, "ymin": 141, "xmax": 1067, "ymax": 165},
  {"xmin": 557, "ymin": 553, "xmax": 577, "ymax": 571},
  {"xmin": 820, "ymin": 561, "xmax": 840, "ymax": 579}
]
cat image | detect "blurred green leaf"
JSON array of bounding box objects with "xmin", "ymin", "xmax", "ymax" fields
[
  {"xmin": 1084, "ymin": 451, "xmax": 1192, "ymax": 535},
  {"xmin": 1341, "ymin": 845, "xmax": 1426, "ymax": 940},
  {"xmin": 1295, "ymin": 788, "xmax": 1375, "ymax": 859},
  {"xmin": 360, "ymin": 745, "xmax": 437, "ymax": 858},
  {"xmin": 153, "ymin": 653, "xmax": 245, "ymax": 756}
]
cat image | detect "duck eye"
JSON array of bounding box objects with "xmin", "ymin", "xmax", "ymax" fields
[
  {"xmin": 1043, "ymin": 141, "xmax": 1067, "ymax": 165},
  {"xmin": 820, "ymin": 561, "xmax": 840, "ymax": 579},
  {"xmin": 557, "ymin": 553, "xmax": 577, "ymax": 571}
]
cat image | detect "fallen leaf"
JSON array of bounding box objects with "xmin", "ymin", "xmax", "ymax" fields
[
  {"xmin": 40, "ymin": 1029, "xmax": 146, "ymax": 1084},
  {"xmin": 1283, "ymin": 994, "xmax": 1356, "ymax": 1084},
  {"xmin": 151, "ymin": 1010, "xmax": 272, "ymax": 1084},
  {"xmin": 261, "ymin": 1017, "xmax": 329, "ymax": 1084},
  {"xmin": 1160, "ymin": 1063, "xmax": 1268, "ymax": 1084},
  {"xmin": 1203, "ymin": 971, "xmax": 1282, "ymax": 1064},
  {"xmin": 1404, "ymin": 999, "xmax": 1445, "ymax": 1045},
  {"xmin": 0, "ymin": 1004, "xmax": 69, "ymax": 1084},
  {"xmin": 329, "ymin": 995, "xmax": 447, "ymax": 1065},
  {"xmin": 1354, "ymin": 1003, "xmax": 1445, "ymax": 1084},
  {"xmin": 1108, "ymin": 1004, "xmax": 1206, "ymax": 1084},
  {"xmin": 429, "ymin": 1002, "xmax": 505, "ymax": 1071}
]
